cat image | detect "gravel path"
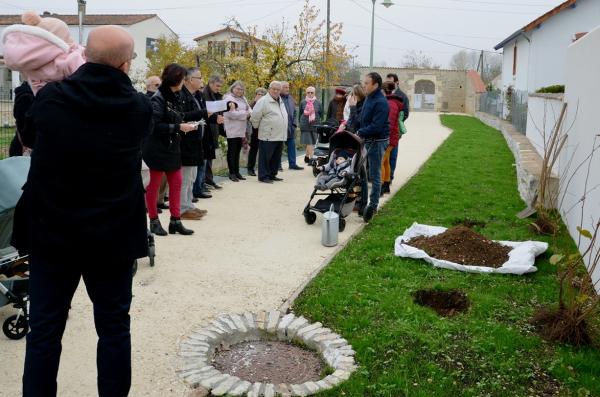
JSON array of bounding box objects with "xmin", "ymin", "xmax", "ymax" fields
[{"xmin": 0, "ymin": 112, "xmax": 451, "ymax": 396}]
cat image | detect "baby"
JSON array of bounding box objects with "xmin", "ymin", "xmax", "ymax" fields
[
  {"xmin": 2, "ymin": 11, "xmax": 86, "ymax": 95},
  {"xmin": 315, "ymin": 150, "xmax": 353, "ymax": 190}
]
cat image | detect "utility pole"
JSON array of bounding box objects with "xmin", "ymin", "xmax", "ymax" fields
[
  {"xmin": 369, "ymin": 0, "xmax": 376, "ymax": 70},
  {"xmin": 324, "ymin": 0, "xmax": 331, "ymax": 107},
  {"xmin": 77, "ymin": 0, "xmax": 86, "ymax": 45},
  {"xmin": 477, "ymin": 50, "xmax": 485, "ymax": 81}
]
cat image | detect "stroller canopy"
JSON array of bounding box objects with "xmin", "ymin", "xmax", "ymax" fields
[
  {"xmin": 329, "ymin": 130, "xmax": 363, "ymax": 154},
  {"xmin": 0, "ymin": 156, "xmax": 30, "ymax": 214}
]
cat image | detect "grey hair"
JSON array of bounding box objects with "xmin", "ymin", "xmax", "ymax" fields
[
  {"xmin": 229, "ymin": 80, "xmax": 245, "ymax": 93},
  {"xmin": 208, "ymin": 74, "xmax": 224, "ymax": 84},
  {"xmin": 185, "ymin": 67, "xmax": 200, "ymax": 80},
  {"xmin": 255, "ymin": 87, "xmax": 267, "ymax": 95},
  {"xmin": 269, "ymin": 81, "xmax": 281, "ymax": 89}
]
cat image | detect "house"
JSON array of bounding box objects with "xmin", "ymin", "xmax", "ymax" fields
[
  {"xmin": 359, "ymin": 67, "xmax": 486, "ymax": 114},
  {"xmin": 193, "ymin": 26, "xmax": 265, "ymax": 58},
  {"xmin": 494, "ymin": 0, "xmax": 600, "ymax": 93},
  {"xmin": 0, "ymin": 12, "xmax": 177, "ymax": 95}
]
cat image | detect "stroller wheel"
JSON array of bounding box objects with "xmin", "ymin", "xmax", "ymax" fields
[
  {"xmin": 339, "ymin": 217, "xmax": 346, "ymax": 232},
  {"xmin": 132, "ymin": 260, "xmax": 138, "ymax": 277},
  {"xmin": 3, "ymin": 314, "xmax": 28, "ymax": 340},
  {"xmin": 304, "ymin": 211, "xmax": 317, "ymax": 225}
]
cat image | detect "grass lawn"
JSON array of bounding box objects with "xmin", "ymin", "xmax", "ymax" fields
[{"xmin": 293, "ymin": 115, "xmax": 600, "ymax": 397}]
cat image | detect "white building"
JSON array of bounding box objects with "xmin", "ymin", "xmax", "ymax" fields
[
  {"xmin": 0, "ymin": 12, "xmax": 177, "ymax": 95},
  {"xmin": 193, "ymin": 26, "xmax": 265, "ymax": 58},
  {"xmin": 494, "ymin": 0, "xmax": 600, "ymax": 93}
]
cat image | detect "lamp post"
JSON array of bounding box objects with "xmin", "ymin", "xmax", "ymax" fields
[
  {"xmin": 369, "ymin": 0, "xmax": 394, "ymax": 70},
  {"xmin": 77, "ymin": 0, "xmax": 86, "ymax": 45}
]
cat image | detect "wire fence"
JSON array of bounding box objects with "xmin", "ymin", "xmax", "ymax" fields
[
  {"xmin": 478, "ymin": 89, "xmax": 528, "ymax": 134},
  {"xmin": 0, "ymin": 87, "xmax": 15, "ymax": 159}
]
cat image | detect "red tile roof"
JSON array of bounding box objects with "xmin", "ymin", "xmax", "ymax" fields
[
  {"xmin": 467, "ymin": 70, "xmax": 487, "ymax": 94},
  {"xmin": 0, "ymin": 13, "xmax": 156, "ymax": 26}
]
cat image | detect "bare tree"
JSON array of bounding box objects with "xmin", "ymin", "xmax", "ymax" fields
[
  {"xmin": 401, "ymin": 50, "xmax": 440, "ymax": 69},
  {"xmin": 448, "ymin": 49, "xmax": 478, "ymax": 70},
  {"xmin": 448, "ymin": 49, "xmax": 502, "ymax": 83}
]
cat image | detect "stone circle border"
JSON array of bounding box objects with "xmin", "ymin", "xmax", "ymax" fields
[{"xmin": 177, "ymin": 310, "xmax": 357, "ymax": 396}]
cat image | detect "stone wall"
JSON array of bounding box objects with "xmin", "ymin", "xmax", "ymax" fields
[{"xmin": 359, "ymin": 67, "xmax": 469, "ymax": 113}]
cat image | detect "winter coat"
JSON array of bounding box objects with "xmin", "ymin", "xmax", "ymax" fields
[
  {"xmin": 281, "ymin": 94, "xmax": 297, "ymax": 139},
  {"xmin": 323, "ymin": 158, "xmax": 352, "ymax": 176},
  {"xmin": 203, "ymin": 86, "xmax": 225, "ymax": 149},
  {"xmin": 358, "ymin": 89, "xmax": 390, "ymax": 141},
  {"xmin": 2, "ymin": 24, "xmax": 85, "ymax": 94},
  {"xmin": 250, "ymin": 94, "xmax": 288, "ymax": 142},
  {"xmin": 346, "ymin": 99, "xmax": 364, "ymax": 133},
  {"xmin": 326, "ymin": 97, "xmax": 346, "ymax": 124},
  {"xmin": 393, "ymin": 87, "xmax": 410, "ymax": 121},
  {"xmin": 195, "ymin": 91, "xmax": 215, "ymax": 160},
  {"xmin": 143, "ymin": 86, "xmax": 186, "ymax": 171},
  {"xmin": 9, "ymin": 81, "xmax": 35, "ymax": 155},
  {"xmin": 179, "ymin": 85, "xmax": 209, "ymax": 166},
  {"xmin": 12, "ymin": 62, "xmax": 152, "ymax": 260},
  {"xmin": 223, "ymin": 93, "xmax": 250, "ymax": 138},
  {"xmin": 386, "ymin": 94, "xmax": 404, "ymax": 147},
  {"xmin": 299, "ymin": 99, "xmax": 323, "ymax": 132}
]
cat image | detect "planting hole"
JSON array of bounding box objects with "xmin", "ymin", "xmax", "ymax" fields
[{"xmin": 413, "ymin": 289, "xmax": 470, "ymax": 316}]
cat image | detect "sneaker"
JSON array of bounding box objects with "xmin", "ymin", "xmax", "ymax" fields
[
  {"xmin": 363, "ymin": 206, "xmax": 377, "ymax": 223},
  {"xmin": 193, "ymin": 208, "xmax": 208, "ymax": 216},
  {"xmin": 181, "ymin": 210, "xmax": 203, "ymax": 220}
]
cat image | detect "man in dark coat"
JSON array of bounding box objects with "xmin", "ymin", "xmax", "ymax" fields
[
  {"xmin": 14, "ymin": 26, "xmax": 152, "ymax": 397},
  {"xmin": 357, "ymin": 72, "xmax": 389, "ymax": 222},
  {"xmin": 280, "ymin": 81, "xmax": 303, "ymax": 170},
  {"xmin": 192, "ymin": 88, "xmax": 213, "ymax": 198},
  {"xmin": 202, "ymin": 74, "xmax": 225, "ymax": 190},
  {"xmin": 179, "ymin": 67, "xmax": 210, "ymax": 217}
]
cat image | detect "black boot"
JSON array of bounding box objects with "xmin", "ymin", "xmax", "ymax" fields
[
  {"xmin": 382, "ymin": 182, "xmax": 390, "ymax": 194},
  {"xmin": 149, "ymin": 218, "xmax": 167, "ymax": 236},
  {"xmin": 169, "ymin": 218, "xmax": 194, "ymax": 235}
]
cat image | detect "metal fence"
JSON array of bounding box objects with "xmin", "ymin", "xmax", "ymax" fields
[
  {"xmin": 0, "ymin": 90, "xmax": 15, "ymax": 159},
  {"xmin": 479, "ymin": 89, "xmax": 528, "ymax": 134}
]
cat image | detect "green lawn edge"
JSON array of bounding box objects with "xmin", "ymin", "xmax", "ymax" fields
[{"xmin": 292, "ymin": 115, "xmax": 600, "ymax": 397}]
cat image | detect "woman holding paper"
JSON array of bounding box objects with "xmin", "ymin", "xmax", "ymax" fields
[
  {"xmin": 143, "ymin": 63, "xmax": 198, "ymax": 236},
  {"xmin": 223, "ymin": 81, "xmax": 251, "ymax": 182}
]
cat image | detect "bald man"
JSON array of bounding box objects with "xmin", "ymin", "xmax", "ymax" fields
[
  {"xmin": 145, "ymin": 75, "xmax": 160, "ymax": 97},
  {"xmin": 15, "ymin": 25, "xmax": 152, "ymax": 397}
]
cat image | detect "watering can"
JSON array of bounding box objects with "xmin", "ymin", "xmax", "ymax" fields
[{"xmin": 321, "ymin": 204, "xmax": 339, "ymax": 247}]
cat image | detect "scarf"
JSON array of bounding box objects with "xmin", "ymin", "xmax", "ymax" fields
[{"xmin": 304, "ymin": 97, "xmax": 316, "ymax": 123}]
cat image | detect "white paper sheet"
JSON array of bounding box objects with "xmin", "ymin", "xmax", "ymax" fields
[{"xmin": 205, "ymin": 100, "xmax": 228, "ymax": 113}]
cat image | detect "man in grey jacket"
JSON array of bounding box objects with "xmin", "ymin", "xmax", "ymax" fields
[
  {"xmin": 250, "ymin": 81, "xmax": 288, "ymax": 183},
  {"xmin": 281, "ymin": 81, "xmax": 303, "ymax": 170}
]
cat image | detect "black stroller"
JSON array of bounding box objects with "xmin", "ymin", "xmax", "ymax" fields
[
  {"xmin": 308, "ymin": 120, "xmax": 339, "ymax": 177},
  {"xmin": 0, "ymin": 156, "xmax": 30, "ymax": 340},
  {"xmin": 303, "ymin": 130, "xmax": 368, "ymax": 232}
]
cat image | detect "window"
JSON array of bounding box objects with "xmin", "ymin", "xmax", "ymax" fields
[
  {"xmin": 512, "ymin": 44, "xmax": 517, "ymax": 76},
  {"xmin": 208, "ymin": 40, "xmax": 226, "ymax": 57}
]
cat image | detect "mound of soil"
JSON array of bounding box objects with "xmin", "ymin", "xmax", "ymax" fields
[
  {"xmin": 213, "ymin": 341, "xmax": 323, "ymax": 384},
  {"xmin": 408, "ymin": 225, "xmax": 511, "ymax": 268},
  {"xmin": 413, "ymin": 289, "xmax": 469, "ymax": 316}
]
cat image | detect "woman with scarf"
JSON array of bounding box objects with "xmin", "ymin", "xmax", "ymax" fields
[
  {"xmin": 326, "ymin": 87, "xmax": 347, "ymax": 125},
  {"xmin": 143, "ymin": 63, "xmax": 199, "ymax": 236},
  {"xmin": 299, "ymin": 86, "xmax": 323, "ymax": 163}
]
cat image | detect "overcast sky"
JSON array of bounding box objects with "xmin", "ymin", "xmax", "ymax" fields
[{"xmin": 0, "ymin": 0, "xmax": 565, "ymax": 67}]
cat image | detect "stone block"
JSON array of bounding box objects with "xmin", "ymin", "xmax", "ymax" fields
[
  {"xmin": 211, "ymin": 375, "xmax": 240, "ymax": 396},
  {"xmin": 285, "ymin": 317, "xmax": 309, "ymax": 338},
  {"xmin": 276, "ymin": 313, "xmax": 296, "ymax": 338},
  {"xmin": 247, "ymin": 382, "xmax": 264, "ymax": 397},
  {"xmin": 266, "ymin": 310, "xmax": 281, "ymax": 333},
  {"xmin": 263, "ymin": 383, "xmax": 276, "ymax": 397},
  {"xmin": 228, "ymin": 380, "xmax": 252, "ymax": 396},
  {"xmin": 199, "ymin": 373, "xmax": 229, "ymax": 389}
]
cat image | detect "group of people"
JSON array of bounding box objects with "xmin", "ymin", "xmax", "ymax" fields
[{"xmin": 2, "ymin": 8, "xmax": 410, "ymax": 396}]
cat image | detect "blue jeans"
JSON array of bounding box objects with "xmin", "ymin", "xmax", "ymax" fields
[
  {"xmin": 361, "ymin": 139, "xmax": 388, "ymax": 210},
  {"xmin": 23, "ymin": 255, "xmax": 134, "ymax": 397},
  {"xmin": 286, "ymin": 138, "xmax": 297, "ymax": 167},
  {"xmin": 390, "ymin": 146, "xmax": 398, "ymax": 181},
  {"xmin": 193, "ymin": 159, "xmax": 207, "ymax": 196}
]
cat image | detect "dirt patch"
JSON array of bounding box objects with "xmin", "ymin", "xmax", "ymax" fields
[
  {"xmin": 213, "ymin": 341, "xmax": 323, "ymax": 384},
  {"xmin": 530, "ymin": 213, "xmax": 559, "ymax": 236},
  {"xmin": 408, "ymin": 225, "xmax": 511, "ymax": 267},
  {"xmin": 413, "ymin": 289, "xmax": 470, "ymax": 316},
  {"xmin": 532, "ymin": 306, "xmax": 593, "ymax": 347}
]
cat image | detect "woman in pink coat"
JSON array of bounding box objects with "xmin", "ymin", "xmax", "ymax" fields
[
  {"xmin": 223, "ymin": 81, "xmax": 251, "ymax": 182},
  {"xmin": 1, "ymin": 11, "xmax": 85, "ymax": 95}
]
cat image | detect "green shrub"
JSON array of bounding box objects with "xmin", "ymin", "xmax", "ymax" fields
[{"xmin": 536, "ymin": 85, "xmax": 565, "ymax": 94}]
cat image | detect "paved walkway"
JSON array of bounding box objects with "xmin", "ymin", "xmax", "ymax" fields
[{"xmin": 0, "ymin": 112, "xmax": 451, "ymax": 396}]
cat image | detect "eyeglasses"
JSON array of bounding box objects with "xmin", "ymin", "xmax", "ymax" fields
[{"xmin": 191, "ymin": 77, "xmax": 203, "ymax": 81}]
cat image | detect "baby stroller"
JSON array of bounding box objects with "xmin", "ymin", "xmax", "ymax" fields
[
  {"xmin": 303, "ymin": 130, "xmax": 368, "ymax": 232},
  {"xmin": 308, "ymin": 120, "xmax": 339, "ymax": 177},
  {"xmin": 0, "ymin": 156, "xmax": 30, "ymax": 340}
]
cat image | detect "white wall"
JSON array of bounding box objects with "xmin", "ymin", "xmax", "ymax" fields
[
  {"xmin": 501, "ymin": 37, "xmax": 530, "ymax": 92},
  {"xmin": 127, "ymin": 17, "xmax": 176, "ymax": 77},
  {"xmin": 525, "ymin": 93, "xmax": 564, "ymax": 171},
  {"xmin": 562, "ymin": 24, "xmax": 600, "ymax": 292}
]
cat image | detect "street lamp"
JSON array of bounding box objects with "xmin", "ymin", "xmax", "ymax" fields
[
  {"xmin": 77, "ymin": 0, "xmax": 86, "ymax": 45},
  {"xmin": 369, "ymin": 0, "xmax": 394, "ymax": 70}
]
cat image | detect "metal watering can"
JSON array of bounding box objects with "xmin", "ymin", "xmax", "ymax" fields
[{"xmin": 321, "ymin": 204, "xmax": 339, "ymax": 247}]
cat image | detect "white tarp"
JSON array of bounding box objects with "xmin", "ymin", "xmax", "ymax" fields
[{"xmin": 394, "ymin": 223, "xmax": 548, "ymax": 275}]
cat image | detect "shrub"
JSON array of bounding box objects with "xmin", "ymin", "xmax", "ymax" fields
[{"xmin": 536, "ymin": 85, "xmax": 565, "ymax": 94}]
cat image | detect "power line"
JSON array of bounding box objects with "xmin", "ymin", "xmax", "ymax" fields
[
  {"xmin": 343, "ymin": 22, "xmax": 503, "ymax": 40},
  {"xmin": 0, "ymin": 0, "xmax": 24, "ymax": 10},
  {"xmin": 446, "ymin": 0, "xmax": 555, "ymax": 7},
  {"xmin": 380, "ymin": 3, "xmax": 540, "ymax": 15},
  {"xmin": 347, "ymin": 0, "xmax": 500, "ymax": 54}
]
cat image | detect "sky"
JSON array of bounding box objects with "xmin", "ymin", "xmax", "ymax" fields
[{"xmin": 0, "ymin": 0, "xmax": 566, "ymax": 68}]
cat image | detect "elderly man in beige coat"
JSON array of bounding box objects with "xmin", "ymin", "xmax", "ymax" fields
[{"xmin": 250, "ymin": 80, "xmax": 288, "ymax": 183}]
